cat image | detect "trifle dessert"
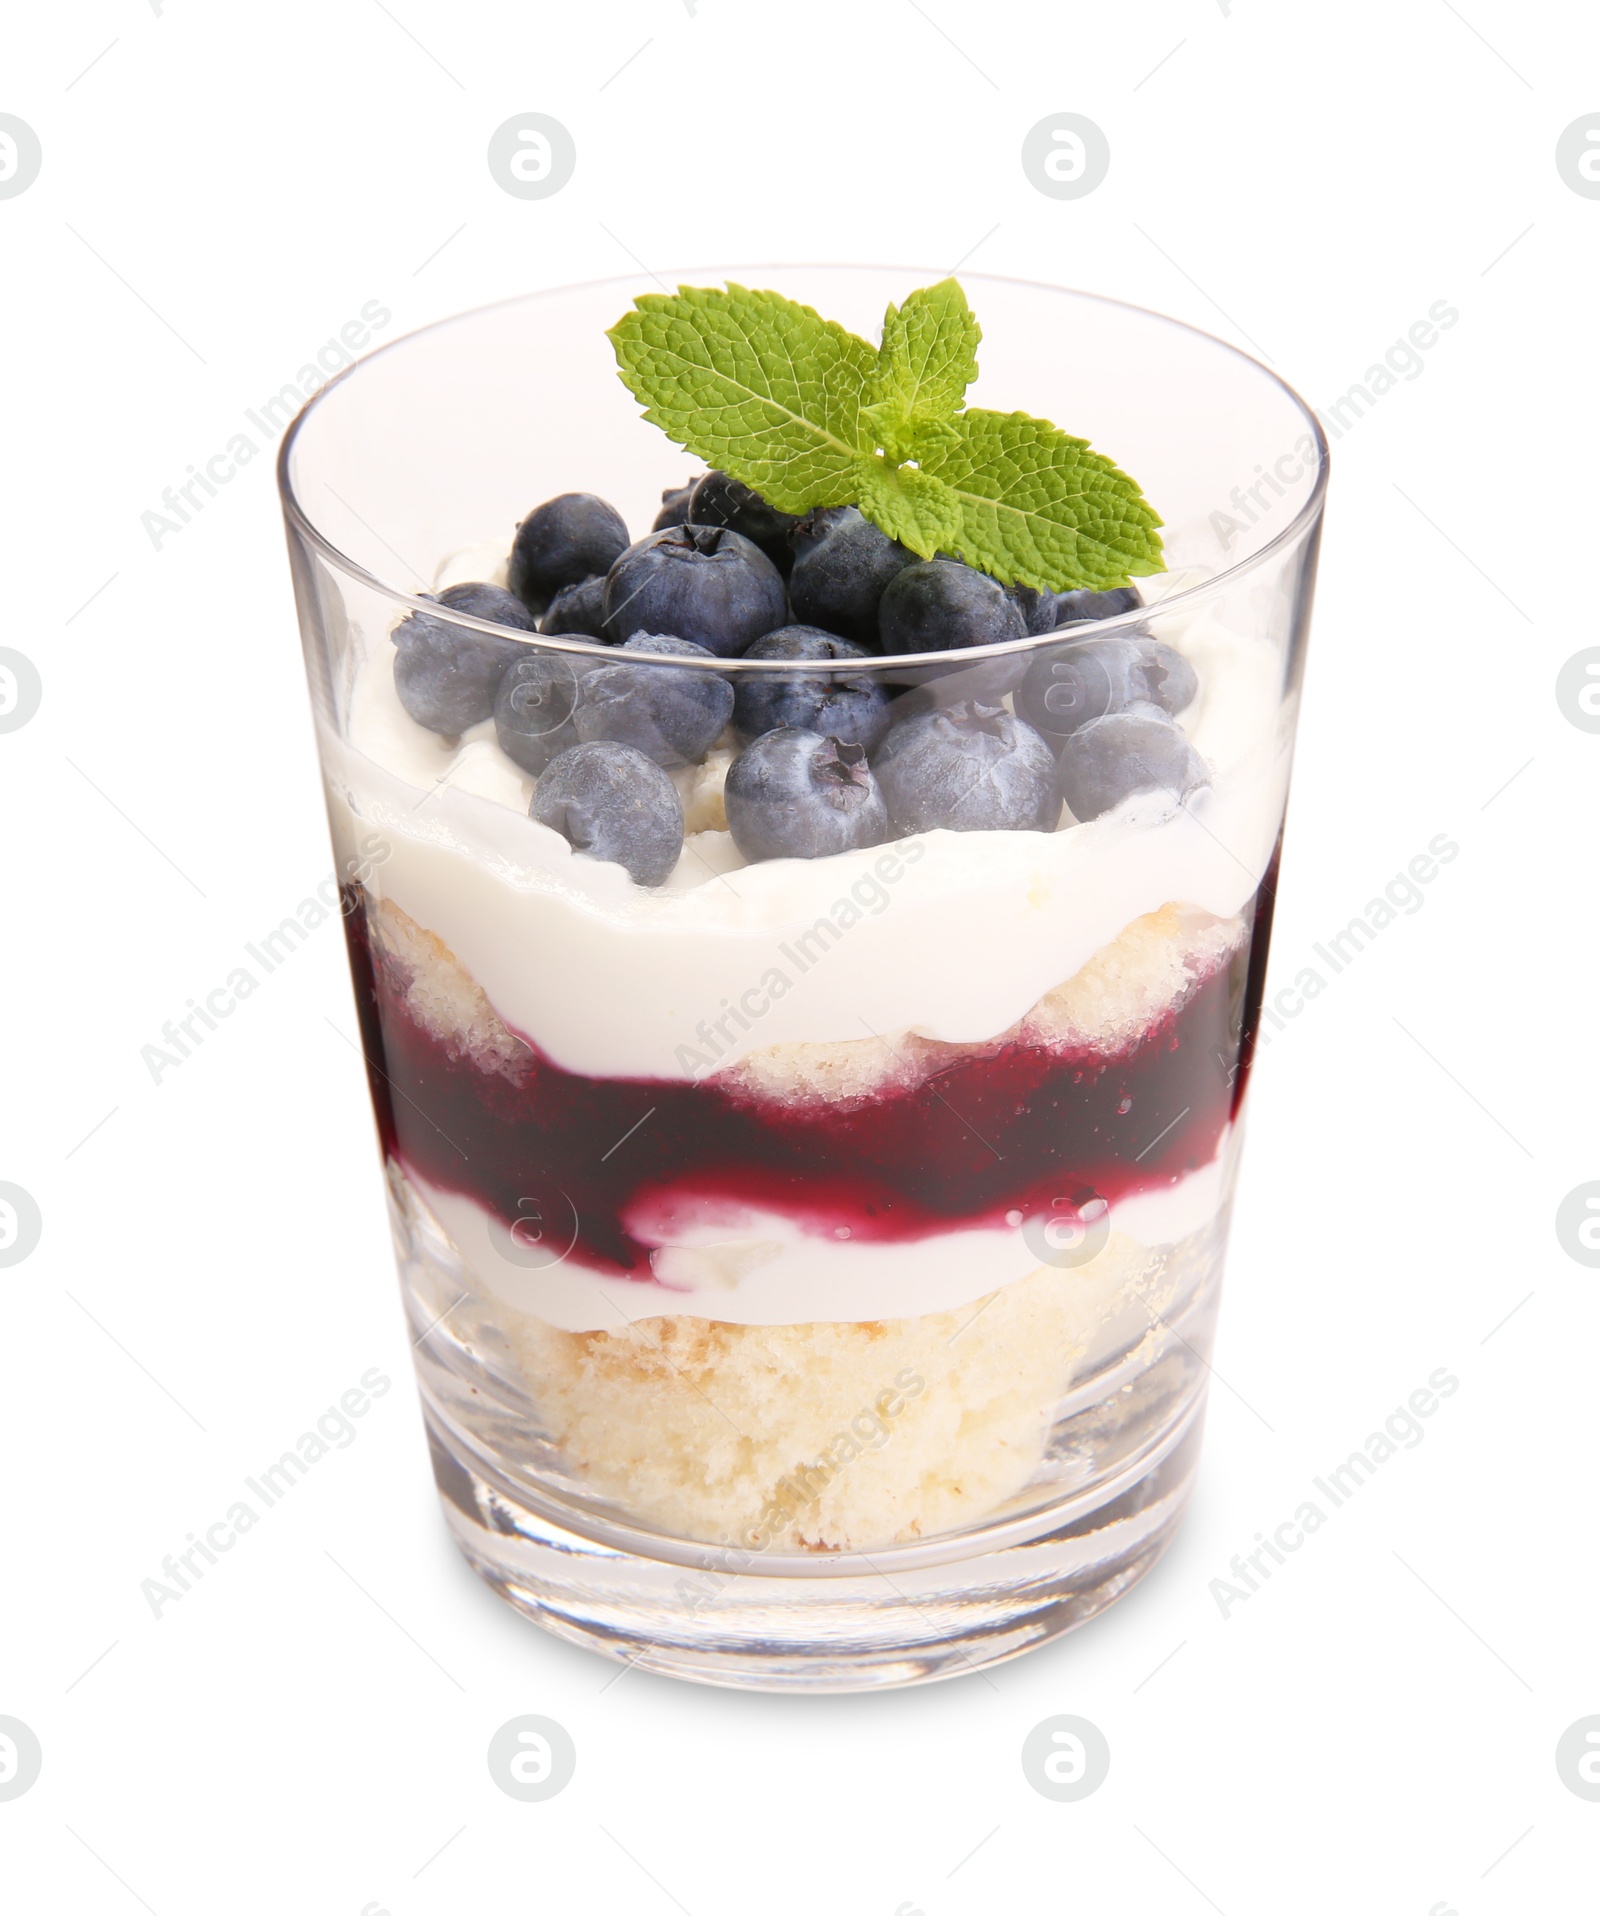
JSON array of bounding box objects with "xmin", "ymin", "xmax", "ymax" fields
[{"xmin": 284, "ymin": 269, "xmax": 1324, "ymax": 1682}]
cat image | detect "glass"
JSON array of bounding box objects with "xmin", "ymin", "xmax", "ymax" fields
[{"xmin": 278, "ymin": 266, "xmax": 1327, "ymax": 1689}]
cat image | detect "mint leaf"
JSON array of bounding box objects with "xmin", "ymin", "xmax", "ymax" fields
[
  {"xmin": 607, "ymin": 283, "xmax": 877, "ymax": 513},
  {"xmin": 860, "ymin": 277, "xmax": 980, "ymax": 463},
  {"xmin": 851, "ymin": 456, "xmax": 964, "ymax": 555},
  {"xmin": 920, "ymin": 409, "xmax": 1165, "ymax": 591},
  {"xmin": 607, "ymin": 278, "xmax": 1165, "ymax": 592}
]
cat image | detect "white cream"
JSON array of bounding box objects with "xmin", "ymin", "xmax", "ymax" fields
[
  {"xmin": 327, "ymin": 580, "xmax": 1290, "ymax": 1081},
  {"xmin": 410, "ymin": 1122, "xmax": 1238, "ymax": 1331},
  {"xmin": 432, "ymin": 541, "xmax": 512, "ymax": 591}
]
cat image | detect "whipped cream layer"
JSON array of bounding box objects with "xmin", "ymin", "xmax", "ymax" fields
[
  {"xmin": 410, "ymin": 1121, "xmax": 1237, "ymax": 1330},
  {"xmin": 324, "ymin": 562, "xmax": 1291, "ymax": 1081}
]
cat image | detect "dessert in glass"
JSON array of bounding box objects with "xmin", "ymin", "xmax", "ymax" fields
[{"xmin": 278, "ymin": 267, "xmax": 1326, "ymax": 1688}]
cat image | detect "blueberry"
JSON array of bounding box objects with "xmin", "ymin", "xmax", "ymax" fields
[
  {"xmin": 1145, "ymin": 641, "xmax": 1197, "ymax": 714},
  {"xmin": 573, "ymin": 634, "xmax": 733, "ymax": 768},
  {"xmin": 1015, "ymin": 640, "xmax": 1137, "ymax": 743},
  {"xmin": 724, "ymin": 730, "xmax": 890, "ymax": 862},
  {"xmin": 1007, "ymin": 583, "xmax": 1060, "ymax": 636},
  {"xmin": 424, "ymin": 582, "xmax": 535, "ymax": 629},
  {"xmin": 653, "ymin": 478, "xmax": 699, "ymax": 532},
  {"xmin": 602, "ymin": 524, "xmax": 786, "ymax": 658},
  {"xmin": 1052, "ymin": 585, "xmax": 1143, "ymax": 628},
  {"xmin": 688, "ymin": 471, "xmax": 803, "ymax": 575},
  {"xmin": 788, "ymin": 506, "xmax": 916, "ymax": 644},
  {"xmin": 509, "ymin": 493, "xmax": 630, "ymax": 615},
  {"xmin": 733, "ymin": 626, "xmax": 893, "ymax": 751},
  {"xmin": 874, "ymin": 701, "xmax": 1060, "ymax": 835},
  {"xmin": 532, "ymin": 742, "xmax": 683, "ymax": 887},
  {"xmin": 1056, "ymin": 711, "xmax": 1210, "ymax": 822},
  {"xmin": 494, "ymin": 656, "xmax": 580, "ymax": 776},
  {"xmin": 539, "ymin": 574, "xmax": 609, "ymax": 640},
  {"xmin": 1015, "ymin": 636, "xmax": 1198, "ymax": 746},
  {"xmin": 391, "ymin": 583, "xmax": 534, "ymax": 735},
  {"xmin": 878, "ymin": 559, "xmax": 1027, "ymax": 656}
]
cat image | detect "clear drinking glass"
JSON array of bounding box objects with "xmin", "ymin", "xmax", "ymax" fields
[{"xmin": 278, "ymin": 266, "xmax": 1326, "ymax": 1689}]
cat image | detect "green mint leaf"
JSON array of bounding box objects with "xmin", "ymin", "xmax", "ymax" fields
[
  {"xmin": 851, "ymin": 454, "xmax": 964, "ymax": 555},
  {"xmin": 859, "ymin": 277, "xmax": 980, "ymax": 464},
  {"xmin": 607, "ymin": 283, "xmax": 877, "ymax": 512},
  {"xmin": 918, "ymin": 408, "xmax": 1165, "ymax": 591},
  {"xmin": 607, "ymin": 278, "xmax": 1165, "ymax": 591}
]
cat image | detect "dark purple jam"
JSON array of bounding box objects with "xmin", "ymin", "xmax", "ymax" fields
[{"xmin": 342, "ymin": 868, "xmax": 1274, "ymax": 1280}]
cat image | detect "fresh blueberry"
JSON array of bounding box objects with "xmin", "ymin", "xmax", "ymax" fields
[
  {"xmin": 1144, "ymin": 641, "xmax": 1197, "ymax": 714},
  {"xmin": 688, "ymin": 471, "xmax": 803, "ymax": 575},
  {"xmin": 724, "ymin": 729, "xmax": 890, "ymax": 862},
  {"xmin": 572, "ymin": 634, "xmax": 733, "ymax": 768},
  {"xmin": 874, "ymin": 700, "xmax": 1060, "ymax": 835},
  {"xmin": 787, "ymin": 506, "xmax": 916, "ymax": 645},
  {"xmin": 1015, "ymin": 639, "xmax": 1137, "ymax": 743},
  {"xmin": 733, "ymin": 626, "xmax": 893, "ymax": 751},
  {"xmin": 1057, "ymin": 710, "xmax": 1210, "ymax": 822},
  {"xmin": 878, "ymin": 559, "xmax": 1028, "ymax": 656},
  {"xmin": 1052, "ymin": 584, "xmax": 1143, "ymax": 628},
  {"xmin": 1015, "ymin": 636, "xmax": 1198, "ymax": 746},
  {"xmin": 1007, "ymin": 583, "xmax": 1060, "ymax": 636},
  {"xmin": 539, "ymin": 573, "xmax": 609, "ymax": 640},
  {"xmin": 653, "ymin": 478, "xmax": 699, "ymax": 531},
  {"xmin": 509, "ymin": 493, "xmax": 630, "ymax": 615},
  {"xmin": 391, "ymin": 582, "xmax": 534, "ymax": 735},
  {"xmin": 602, "ymin": 524, "xmax": 786, "ymax": 658},
  {"xmin": 532, "ymin": 742, "xmax": 683, "ymax": 887},
  {"xmin": 421, "ymin": 582, "xmax": 534, "ymax": 629},
  {"xmin": 494, "ymin": 656, "xmax": 581, "ymax": 776}
]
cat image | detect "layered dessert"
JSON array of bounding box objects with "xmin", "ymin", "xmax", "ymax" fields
[{"xmin": 324, "ymin": 473, "xmax": 1290, "ymax": 1555}]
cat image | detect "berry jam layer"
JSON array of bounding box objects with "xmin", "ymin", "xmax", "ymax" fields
[{"xmin": 342, "ymin": 867, "xmax": 1274, "ymax": 1281}]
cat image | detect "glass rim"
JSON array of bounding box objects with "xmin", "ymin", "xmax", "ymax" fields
[{"xmin": 276, "ymin": 262, "xmax": 1331, "ymax": 678}]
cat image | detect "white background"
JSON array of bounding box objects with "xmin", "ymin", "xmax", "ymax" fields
[{"xmin": 2, "ymin": 2, "xmax": 1595, "ymax": 1910}]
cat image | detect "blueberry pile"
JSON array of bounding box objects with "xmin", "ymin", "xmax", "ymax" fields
[{"xmin": 390, "ymin": 483, "xmax": 1208, "ymax": 885}]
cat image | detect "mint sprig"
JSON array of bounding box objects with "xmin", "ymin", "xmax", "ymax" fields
[{"xmin": 607, "ymin": 277, "xmax": 1164, "ymax": 594}]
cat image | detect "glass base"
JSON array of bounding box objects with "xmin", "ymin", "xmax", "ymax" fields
[{"xmin": 425, "ymin": 1392, "xmax": 1204, "ymax": 1691}]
